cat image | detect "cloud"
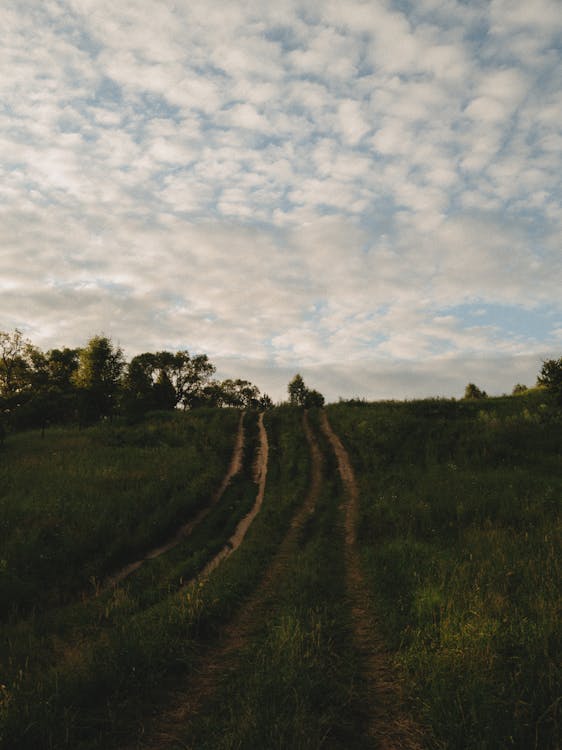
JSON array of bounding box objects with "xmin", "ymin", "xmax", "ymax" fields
[{"xmin": 0, "ymin": 0, "xmax": 560, "ymax": 400}]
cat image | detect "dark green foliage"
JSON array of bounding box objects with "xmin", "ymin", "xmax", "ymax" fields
[
  {"xmin": 463, "ymin": 382, "xmax": 487, "ymax": 399},
  {"xmin": 0, "ymin": 330, "xmax": 265, "ymax": 430},
  {"xmin": 512, "ymin": 382, "xmax": 528, "ymax": 395},
  {"xmin": 0, "ymin": 329, "xmax": 35, "ymax": 397},
  {"xmin": 304, "ymin": 387, "xmax": 325, "ymax": 408},
  {"xmin": 73, "ymin": 335, "xmax": 125, "ymax": 422},
  {"xmin": 288, "ymin": 372, "xmax": 307, "ymax": 405},
  {"xmin": 288, "ymin": 373, "xmax": 325, "ymax": 408},
  {"xmin": 537, "ymin": 357, "xmax": 562, "ymax": 404}
]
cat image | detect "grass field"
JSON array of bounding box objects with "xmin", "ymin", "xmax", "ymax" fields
[
  {"xmin": 0, "ymin": 395, "xmax": 560, "ymax": 749},
  {"xmin": 328, "ymin": 391, "xmax": 561, "ymax": 749}
]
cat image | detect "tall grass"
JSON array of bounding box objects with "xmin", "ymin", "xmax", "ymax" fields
[
  {"xmin": 182, "ymin": 409, "xmax": 369, "ymax": 749},
  {"xmin": 0, "ymin": 409, "xmax": 239, "ymax": 617},
  {"xmin": 329, "ymin": 393, "xmax": 561, "ymax": 749},
  {"xmin": 0, "ymin": 407, "xmax": 311, "ymax": 750}
]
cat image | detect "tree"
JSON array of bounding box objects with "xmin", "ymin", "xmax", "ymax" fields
[
  {"xmin": 153, "ymin": 370, "xmax": 177, "ymax": 410},
  {"xmin": 258, "ymin": 393, "xmax": 273, "ymax": 410},
  {"xmin": 512, "ymin": 383, "xmax": 528, "ymax": 395},
  {"xmin": 304, "ymin": 388, "xmax": 325, "ymax": 408},
  {"xmin": 218, "ymin": 378, "xmax": 260, "ymax": 408},
  {"xmin": 45, "ymin": 348, "xmax": 80, "ymax": 392},
  {"xmin": 288, "ymin": 373, "xmax": 307, "ymax": 406},
  {"xmin": 123, "ymin": 350, "xmax": 218, "ymax": 413},
  {"xmin": 0, "ymin": 329, "xmax": 34, "ymax": 396},
  {"xmin": 537, "ymin": 357, "xmax": 562, "ymax": 404},
  {"xmin": 463, "ymin": 383, "xmax": 487, "ymax": 400},
  {"xmin": 73, "ymin": 335, "xmax": 125, "ymax": 421},
  {"xmin": 153, "ymin": 351, "xmax": 216, "ymax": 409},
  {"xmin": 288, "ymin": 374, "xmax": 324, "ymax": 408},
  {"xmin": 122, "ymin": 353, "xmax": 158, "ymax": 416}
]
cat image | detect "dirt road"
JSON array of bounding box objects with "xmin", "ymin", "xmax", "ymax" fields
[
  {"xmin": 320, "ymin": 410, "xmax": 424, "ymax": 750},
  {"xmin": 126, "ymin": 411, "xmax": 322, "ymax": 750}
]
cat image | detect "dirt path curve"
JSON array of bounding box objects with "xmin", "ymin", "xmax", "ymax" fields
[
  {"xmin": 126, "ymin": 411, "xmax": 321, "ymax": 750},
  {"xmin": 320, "ymin": 410, "xmax": 424, "ymax": 750},
  {"xmin": 189, "ymin": 410, "xmax": 269, "ymax": 585},
  {"xmin": 104, "ymin": 412, "xmax": 246, "ymax": 590}
]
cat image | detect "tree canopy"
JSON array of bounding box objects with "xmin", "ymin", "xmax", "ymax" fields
[
  {"xmin": 463, "ymin": 383, "xmax": 487, "ymax": 400},
  {"xmin": 0, "ymin": 329, "xmax": 270, "ymax": 432},
  {"xmin": 288, "ymin": 374, "xmax": 325, "ymax": 408},
  {"xmin": 537, "ymin": 357, "xmax": 562, "ymax": 404}
]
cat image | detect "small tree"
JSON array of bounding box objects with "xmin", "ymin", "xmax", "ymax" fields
[
  {"xmin": 304, "ymin": 389, "xmax": 325, "ymax": 408},
  {"xmin": 463, "ymin": 383, "xmax": 487, "ymax": 400},
  {"xmin": 258, "ymin": 393, "xmax": 273, "ymax": 410},
  {"xmin": 288, "ymin": 374, "xmax": 324, "ymax": 408},
  {"xmin": 288, "ymin": 373, "xmax": 307, "ymax": 406},
  {"xmin": 537, "ymin": 357, "xmax": 562, "ymax": 404},
  {"xmin": 512, "ymin": 383, "xmax": 528, "ymax": 395}
]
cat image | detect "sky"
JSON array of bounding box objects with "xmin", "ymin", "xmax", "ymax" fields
[{"xmin": 1, "ymin": 0, "xmax": 561, "ymax": 402}]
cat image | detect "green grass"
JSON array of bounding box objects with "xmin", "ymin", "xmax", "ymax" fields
[
  {"xmin": 0, "ymin": 409, "xmax": 240, "ymax": 617},
  {"xmin": 328, "ymin": 392, "xmax": 562, "ymax": 749},
  {"xmin": 0, "ymin": 407, "xmax": 312, "ymax": 750},
  {"xmin": 182, "ymin": 411, "xmax": 368, "ymax": 750},
  {"xmin": 1, "ymin": 396, "xmax": 560, "ymax": 749}
]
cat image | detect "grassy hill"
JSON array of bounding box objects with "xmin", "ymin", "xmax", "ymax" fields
[{"xmin": 0, "ymin": 393, "xmax": 560, "ymax": 749}]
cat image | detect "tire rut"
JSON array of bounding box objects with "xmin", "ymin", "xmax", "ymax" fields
[
  {"xmin": 126, "ymin": 411, "xmax": 322, "ymax": 750},
  {"xmin": 104, "ymin": 411, "xmax": 246, "ymax": 590},
  {"xmin": 320, "ymin": 410, "xmax": 424, "ymax": 750},
  {"xmin": 184, "ymin": 410, "xmax": 269, "ymax": 586}
]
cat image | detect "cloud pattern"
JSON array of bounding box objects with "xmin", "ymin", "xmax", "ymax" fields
[{"xmin": 1, "ymin": 0, "xmax": 561, "ymax": 399}]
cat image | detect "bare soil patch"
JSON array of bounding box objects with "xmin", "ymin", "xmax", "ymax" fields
[{"xmin": 320, "ymin": 410, "xmax": 424, "ymax": 750}]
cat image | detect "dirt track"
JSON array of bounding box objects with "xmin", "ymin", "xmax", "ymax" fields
[
  {"xmin": 320, "ymin": 410, "xmax": 424, "ymax": 750},
  {"xmin": 190, "ymin": 410, "xmax": 269, "ymax": 584},
  {"xmin": 126, "ymin": 411, "xmax": 321, "ymax": 750},
  {"xmin": 104, "ymin": 411, "xmax": 246, "ymax": 590}
]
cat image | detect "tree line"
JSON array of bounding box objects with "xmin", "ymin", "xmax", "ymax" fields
[
  {"xmin": 0, "ymin": 329, "xmax": 272, "ymax": 432},
  {"xmin": 463, "ymin": 357, "xmax": 562, "ymax": 404}
]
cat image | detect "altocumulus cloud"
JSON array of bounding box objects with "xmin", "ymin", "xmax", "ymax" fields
[{"xmin": 1, "ymin": 0, "xmax": 561, "ymax": 400}]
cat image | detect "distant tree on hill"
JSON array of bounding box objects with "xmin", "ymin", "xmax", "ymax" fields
[
  {"xmin": 217, "ymin": 378, "xmax": 261, "ymax": 408},
  {"xmin": 258, "ymin": 393, "xmax": 273, "ymax": 410},
  {"xmin": 304, "ymin": 388, "xmax": 325, "ymax": 408},
  {"xmin": 288, "ymin": 373, "xmax": 307, "ymax": 406},
  {"xmin": 288, "ymin": 374, "xmax": 324, "ymax": 408},
  {"xmin": 463, "ymin": 383, "xmax": 487, "ymax": 400},
  {"xmin": 154, "ymin": 351, "xmax": 216, "ymax": 409},
  {"xmin": 537, "ymin": 357, "xmax": 562, "ymax": 404},
  {"xmin": 512, "ymin": 383, "xmax": 528, "ymax": 395}
]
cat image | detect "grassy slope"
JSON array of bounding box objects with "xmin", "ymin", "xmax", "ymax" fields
[
  {"xmin": 328, "ymin": 391, "xmax": 561, "ymax": 749},
  {"xmin": 182, "ymin": 409, "xmax": 369, "ymax": 750},
  {"xmin": 1, "ymin": 397, "xmax": 560, "ymax": 749},
  {"xmin": 0, "ymin": 407, "xmax": 311, "ymax": 750},
  {"xmin": 0, "ymin": 409, "xmax": 246, "ymax": 749},
  {"xmin": 0, "ymin": 409, "xmax": 239, "ymax": 617}
]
